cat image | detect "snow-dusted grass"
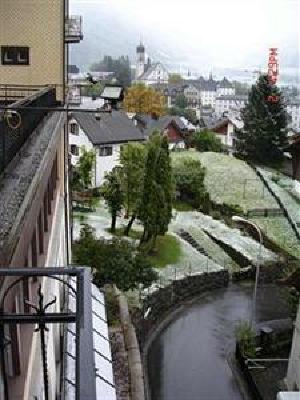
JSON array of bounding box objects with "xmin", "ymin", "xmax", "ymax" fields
[
  {"xmin": 187, "ymin": 226, "xmax": 239, "ymax": 271},
  {"xmin": 173, "ymin": 211, "xmax": 279, "ymax": 264},
  {"xmin": 172, "ymin": 151, "xmax": 277, "ymax": 212},
  {"xmin": 172, "ymin": 151, "xmax": 300, "ymax": 260},
  {"xmin": 250, "ymin": 216, "xmax": 300, "ymax": 259},
  {"xmin": 257, "ymin": 167, "xmax": 300, "ymax": 235}
]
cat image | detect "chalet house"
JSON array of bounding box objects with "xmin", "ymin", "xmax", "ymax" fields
[
  {"xmin": 203, "ymin": 116, "xmax": 244, "ymax": 152},
  {"xmin": 134, "ymin": 114, "xmax": 188, "ymax": 150},
  {"xmin": 69, "ymin": 110, "xmax": 145, "ymax": 187}
]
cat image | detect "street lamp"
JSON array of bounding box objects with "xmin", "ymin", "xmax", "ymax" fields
[{"xmin": 232, "ymin": 215, "xmax": 263, "ymax": 330}]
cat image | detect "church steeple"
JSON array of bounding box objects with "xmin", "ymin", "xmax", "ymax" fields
[{"xmin": 136, "ymin": 41, "xmax": 145, "ymax": 79}]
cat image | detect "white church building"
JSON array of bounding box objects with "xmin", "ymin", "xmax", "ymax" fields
[{"xmin": 134, "ymin": 42, "xmax": 169, "ymax": 86}]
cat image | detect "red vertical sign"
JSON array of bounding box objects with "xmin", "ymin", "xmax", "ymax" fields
[{"xmin": 267, "ymin": 48, "xmax": 279, "ymax": 102}]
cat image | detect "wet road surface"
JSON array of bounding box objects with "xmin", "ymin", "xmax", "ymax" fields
[{"xmin": 147, "ymin": 283, "xmax": 289, "ymax": 400}]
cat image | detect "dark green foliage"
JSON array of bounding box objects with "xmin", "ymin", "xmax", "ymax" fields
[
  {"xmin": 120, "ymin": 143, "xmax": 146, "ymax": 234},
  {"xmin": 236, "ymin": 74, "xmax": 288, "ymax": 164},
  {"xmin": 81, "ymin": 82, "xmax": 104, "ymax": 98},
  {"xmin": 139, "ymin": 132, "xmax": 174, "ymax": 245},
  {"xmin": 193, "ymin": 130, "xmax": 223, "ymax": 152},
  {"xmin": 173, "ymin": 157, "xmax": 210, "ymax": 210},
  {"xmin": 73, "ymin": 225, "xmax": 158, "ymax": 291},
  {"xmin": 175, "ymin": 94, "xmax": 188, "ymax": 109},
  {"xmin": 71, "ymin": 148, "xmax": 96, "ymax": 191},
  {"xmin": 102, "ymin": 167, "xmax": 124, "ymax": 232},
  {"xmin": 90, "ymin": 55, "xmax": 131, "ymax": 87}
]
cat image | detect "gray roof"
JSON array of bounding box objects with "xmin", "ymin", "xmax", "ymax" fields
[
  {"xmin": 73, "ymin": 110, "xmax": 145, "ymax": 145},
  {"xmin": 135, "ymin": 114, "xmax": 187, "ymax": 137},
  {"xmin": 219, "ymin": 77, "xmax": 233, "ymax": 88}
]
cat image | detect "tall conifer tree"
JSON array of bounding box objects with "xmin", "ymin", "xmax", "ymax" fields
[{"xmin": 236, "ymin": 74, "xmax": 288, "ymax": 164}]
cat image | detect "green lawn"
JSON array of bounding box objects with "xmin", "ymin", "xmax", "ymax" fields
[
  {"xmin": 173, "ymin": 200, "xmax": 195, "ymax": 212},
  {"xmin": 147, "ymin": 234, "xmax": 182, "ymax": 268},
  {"xmin": 109, "ymin": 228, "xmax": 181, "ymax": 268}
]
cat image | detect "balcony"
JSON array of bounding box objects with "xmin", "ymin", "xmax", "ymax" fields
[
  {"xmin": 0, "ymin": 86, "xmax": 58, "ymax": 174},
  {"xmin": 65, "ymin": 16, "xmax": 83, "ymax": 43}
]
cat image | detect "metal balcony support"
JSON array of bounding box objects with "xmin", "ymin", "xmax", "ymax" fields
[{"xmin": 0, "ymin": 267, "xmax": 96, "ymax": 400}]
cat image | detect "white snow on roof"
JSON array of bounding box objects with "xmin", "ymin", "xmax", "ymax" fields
[{"xmin": 64, "ymin": 279, "xmax": 116, "ymax": 400}]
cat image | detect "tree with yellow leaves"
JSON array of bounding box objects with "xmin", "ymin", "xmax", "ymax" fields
[{"xmin": 124, "ymin": 83, "xmax": 166, "ymax": 116}]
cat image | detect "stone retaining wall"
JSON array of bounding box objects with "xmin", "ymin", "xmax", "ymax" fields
[
  {"xmin": 232, "ymin": 262, "xmax": 284, "ymax": 284},
  {"xmin": 133, "ymin": 270, "xmax": 229, "ymax": 344}
]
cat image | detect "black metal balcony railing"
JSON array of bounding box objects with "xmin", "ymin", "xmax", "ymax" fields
[
  {"xmin": 65, "ymin": 16, "xmax": 83, "ymax": 43},
  {"xmin": 0, "ymin": 87, "xmax": 57, "ymax": 175}
]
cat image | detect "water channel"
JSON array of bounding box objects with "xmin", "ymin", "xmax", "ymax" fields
[{"xmin": 147, "ymin": 283, "xmax": 289, "ymax": 400}]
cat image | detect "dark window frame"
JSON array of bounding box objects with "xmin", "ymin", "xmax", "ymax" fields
[
  {"xmin": 1, "ymin": 46, "xmax": 30, "ymax": 66},
  {"xmin": 99, "ymin": 146, "xmax": 113, "ymax": 157},
  {"xmin": 70, "ymin": 144, "xmax": 80, "ymax": 156},
  {"xmin": 69, "ymin": 122, "xmax": 79, "ymax": 135}
]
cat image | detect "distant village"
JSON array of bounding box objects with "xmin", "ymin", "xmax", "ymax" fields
[{"xmin": 68, "ymin": 42, "xmax": 300, "ymax": 187}]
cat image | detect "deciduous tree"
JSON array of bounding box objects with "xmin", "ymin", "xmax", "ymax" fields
[
  {"xmin": 120, "ymin": 143, "xmax": 146, "ymax": 235},
  {"xmin": 124, "ymin": 84, "xmax": 166, "ymax": 116},
  {"xmin": 102, "ymin": 167, "xmax": 124, "ymax": 232}
]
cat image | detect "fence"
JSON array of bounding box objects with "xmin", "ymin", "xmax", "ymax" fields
[{"xmin": 0, "ymin": 87, "xmax": 57, "ymax": 174}]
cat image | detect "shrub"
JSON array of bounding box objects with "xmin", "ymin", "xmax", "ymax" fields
[
  {"xmin": 235, "ymin": 321, "xmax": 256, "ymax": 358},
  {"xmin": 193, "ymin": 130, "xmax": 223, "ymax": 152}
]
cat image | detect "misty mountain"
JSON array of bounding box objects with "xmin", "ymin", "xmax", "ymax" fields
[{"xmin": 70, "ymin": 1, "xmax": 299, "ymax": 83}]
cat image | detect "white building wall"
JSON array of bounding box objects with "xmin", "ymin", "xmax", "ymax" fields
[
  {"xmin": 287, "ymin": 301, "xmax": 300, "ymax": 390},
  {"xmin": 287, "ymin": 104, "xmax": 300, "ymax": 129},
  {"xmin": 69, "ymin": 120, "xmax": 122, "ymax": 187},
  {"xmin": 25, "ymin": 195, "xmax": 67, "ymax": 400},
  {"xmin": 200, "ymin": 91, "xmax": 216, "ymax": 106},
  {"xmin": 95, "ymin": 144, "xmax": 121, "ymax": 187},
  {"xmin": 217, "ymin": 87, "xmax": 235, "ymax": 96}
]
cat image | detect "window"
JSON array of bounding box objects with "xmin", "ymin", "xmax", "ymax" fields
[
  {"xmin": 1, "ymin": 46, "xmax": 29, "ymax": 65},
  {"xmin": 70, "ymin": 144, "xmax": 79, "ymax": 156},
  {"xmin": 99, "ymin": 146, "xmax": 113, "ymax": 156},
  {"xmin": 69, "ymin": 122, "xmax": 79, "ymax": 135}
]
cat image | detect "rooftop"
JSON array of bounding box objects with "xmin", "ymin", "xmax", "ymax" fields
[{"xmin": 73, "ymin": 110, "xmax": 145, "ymax": 145}]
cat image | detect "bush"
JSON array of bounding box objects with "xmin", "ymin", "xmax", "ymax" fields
[
  {"xmin": 193, "ymin": 130, "xmax": 223, "ymax": 152},
  {"xmin": 173, "ymin": 157, "xmax": 210, "ymax": 209},
  {"xmin": 73, "ymin": 224, "xmax": 158, "ymax": 291},
  {"xmin": 235, "ymin": 321, "xmax": 256, "ymax": 358}
]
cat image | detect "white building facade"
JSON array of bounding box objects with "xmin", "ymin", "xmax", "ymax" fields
[
  {"xmin": 287, "ymin": 102, "xmax": 300, "ymax": 130},
  {"xmin": 69, "ymin": 111, "xmax": 144, "ymax": 187},
  {"xmin": 215, "ymin": 95, "xmax": 247, "ymax": 116}
]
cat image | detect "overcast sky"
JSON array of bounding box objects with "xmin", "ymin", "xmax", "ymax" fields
[{"xmin": 71, "ymin": 0, "xmax": 299, "ymax": 75}]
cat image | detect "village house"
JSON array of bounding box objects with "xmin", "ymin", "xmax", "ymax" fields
[
  {"xmin": 202, "ymin": 115, "xmax": 243, "ymax": 153},
  {"xmin": 134, "ymin": 114, "xmax": 189, "ymax": 150},
  {"xmin": 69, "ymin": 110, "xmax": 145, "ymax": 187},
  {"xmin": 286, "ymin": 101, "xmax": 300, "ymax": 130},
  {"xmin": 215, "ymin": 94, "xmax": 247, "ymax": 116}
]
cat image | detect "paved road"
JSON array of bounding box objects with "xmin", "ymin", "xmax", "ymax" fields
[{"xmin": 147, "ymin": 283, "xmax": 289, "ymax": 400}]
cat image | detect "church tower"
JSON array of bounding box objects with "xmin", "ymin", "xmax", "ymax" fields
[{"xmin": 136, "ymin": 42, "xmax": 145, "ymax": 79}]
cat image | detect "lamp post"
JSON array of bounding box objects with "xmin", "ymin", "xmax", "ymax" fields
[{"xmin": 232, "ymin": 216, "xmax": 263, "ymax": 329}]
